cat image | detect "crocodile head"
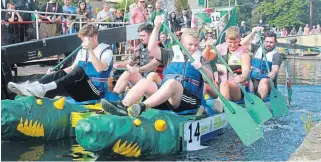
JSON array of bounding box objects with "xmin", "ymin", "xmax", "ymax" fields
[
  {"xmin": 1, "ymin": 96, "xmax": 87, "ymax": 141},
  {"xmin": 75, "ymin": 109, "xmax": 190, "ymax": 157}
]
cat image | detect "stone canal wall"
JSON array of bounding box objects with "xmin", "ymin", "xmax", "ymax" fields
[{"xmin": 289, "ymin": 121, "xmax": 321, "ymax": 161}]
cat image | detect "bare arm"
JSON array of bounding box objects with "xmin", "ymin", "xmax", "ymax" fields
[
  {"xmin": 240, "ymin": 31, "xmax": 255, "ymax": 51},
  {"xmin": 148, "ymin": 16, "xmax": 163, "ymax": 60},
  {"xmin": 63, "ymin": 59, "xmax": 78, "ymax": 73},
  {"xmin": 148, "ymin": 25, "xmax": 161, "ymax": 60},
  {"xmin": 202, "ymin": 47, "xmax": 217, "ymax": 61},
  {"xmin": 55, "ymin": 16, "xmax": 62, "ymax": 22},
  {"xmin": 115, "ymin": 59, "xmax": 136, "ymax": 68},
  {"xmin": 88, "ymin": 49, "xmax": 109, "ymax": 72},
  {"xmin": 8, "ymin": 13, "xmax": 15, "ymax": 22},
  {"xmin": 240, "ymin": 26, "xmax": 264, "ymax": 51},
  {"xmin": 130, "ymin": 8, "xmax": 136, "ymax": 24},
  {"xmin": 268, "ymin": 53, "xmax": 282, "ymax": 79},
  {"xmin": 271, "ymin": 65, "xmax": 279, "ymax": 74},
  {"xmin": 138, "ymin": 58, "xmax": 161, "ymax": 73},
  {"xmin": 16, "ymin": 13, "xmax": 23, "ymax": 22}
]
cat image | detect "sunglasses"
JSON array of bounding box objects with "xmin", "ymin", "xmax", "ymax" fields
[
  {"xmin": 147, "ymin": 6, "xmax": 153, "ymax": 8},
  {"xmin": 140, "ymin": 1, "xmax": 145, "ymax": 3}
]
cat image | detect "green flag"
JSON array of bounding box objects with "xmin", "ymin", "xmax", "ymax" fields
[
  {"xmin": 216, "ymin": 7, "xmax": 237, "ymax": 45},
  {"xmin": 209, "ymin": 7, "xmax": 237, "ymax": 71}
]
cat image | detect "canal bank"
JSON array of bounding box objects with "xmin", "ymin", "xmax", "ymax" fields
[{"xmin": 289, "ymin": 121, "xmax": 321, "ymax": 161}]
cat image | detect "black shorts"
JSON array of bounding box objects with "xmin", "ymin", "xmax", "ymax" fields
[
  {"xmin": 251, "ymin": 78, "xmax": 277, "ymax": 94},
  {"xmin": 154, "ymin": 88, "xmax": 200, "ymax": 113}
]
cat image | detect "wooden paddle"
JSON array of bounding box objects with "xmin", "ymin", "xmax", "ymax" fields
[
  {"xmin": 212, "ymin": 47, "xmax": 273, "ymax": 125},
  {"xmin": 163, "ymin": 24, "xmax": 263, "ymax": 146},
  {"xmin": 258, "ymin": 32, "xmax": 289, "ymax": 117}
]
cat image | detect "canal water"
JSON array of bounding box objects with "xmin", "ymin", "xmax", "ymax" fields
[{"xmin": 2, "ymin": 58, "xmax": 321, "ymax": 161}]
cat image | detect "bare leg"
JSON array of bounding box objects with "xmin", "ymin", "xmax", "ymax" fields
[
  {"xmin": 113, "ymin": 71, "xmax": 143, "ymax": 94},
  {"xmin": 257, "ymin": 78, "xmax": 270, "ymax": 99},
  {"xmin": 204, "ymin": 80, "xmax": 219, "ymax": 98},
  {"xmin": 122, "ymin": 78, "xmax": 158, "ymax": 106},
  {"xmin": 146, "ymin": 72, "xmax": 162, "ymax": 85},
  {"xmin": 143, "ymin": 79, "xmax": 183, "ymax": 108},
  {"xmin": 220, "ymin": 80, "xmax": 242, "ymax": 101}
]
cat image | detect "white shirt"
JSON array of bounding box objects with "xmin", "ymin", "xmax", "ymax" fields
[
  {"xmin": 74, "ymin": 43, "xmax": 113, "ymax": 71},
  {"xmin": 183, "ymin": 16, "xmax": 187, "ymax": 24},
  {"xmin": 96, "ymin": 10, "xmax": 113, "ymax": 29}
]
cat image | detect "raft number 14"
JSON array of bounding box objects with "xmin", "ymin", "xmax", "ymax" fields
[
  {"xmin": 183, "ymin": 114, "xmax": 228, "ymax": 151},
  {"xmin": 188, "ymin": 122, "xmax": 200, "ymax": 143}
]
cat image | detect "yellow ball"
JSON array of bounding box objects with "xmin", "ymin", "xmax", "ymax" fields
[
  {"xmin": 154, "ymin": 120, "xmax": 167, "ymax": 132},
  {"xmin": 36, "ymin": 99, "xmax": 43, "ymax": 105},
  {"xmin": 133, "ymin": 119, "xmax": 142, "ymax": 126}
]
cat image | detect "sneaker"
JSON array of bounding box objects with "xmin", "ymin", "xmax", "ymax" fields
[
  {"xmin": 128, "ymin": 103, "xmax": 146, "ymax": 117},
  {"xmin": 26, "ymin": 84, "xmax": 46, "ymax": 98},
  {"xmin": 101, "ymin": 99, "xmax": 128, "ymax": 116},
  {"xmin": 8, "ymin": 81, "xmax": 32, "ymax": 96},
  {"xmin": 213, "ymin": 99, "xmax": 224, "ymax": 113}
]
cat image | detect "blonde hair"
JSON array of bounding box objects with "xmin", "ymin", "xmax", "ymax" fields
[
  {"xmin": 226, "ymin": 26, "xmax": 240, "ymax": 40},
  {"xmin": 181, "ymin": 30, "xmax": 199, "ymax": 40}
]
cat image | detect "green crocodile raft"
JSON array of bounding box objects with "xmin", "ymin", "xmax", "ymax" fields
[{"xmin": 1, "ymin": 95, "xmax": 229, "ymax": 157}]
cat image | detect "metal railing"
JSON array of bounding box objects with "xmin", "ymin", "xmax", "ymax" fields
[
  {"xmin": 69, "ymin": 21, "xmax": 129, "ymax": 34},
  {"xmin": 2, "ymin": 9, "xmax": 85, "ymax": 39}
]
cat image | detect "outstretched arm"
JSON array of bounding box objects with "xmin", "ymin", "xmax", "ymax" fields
[
  {"xmin": 148, "ymin": 16, "xmax": 164, "ymax": 60},
  {"xmin": 240, "ymin": 27, "xmax": 263, "ymax": 51},
  {"xmin": 269, "ymin": 53, "xmax": 282, "ymax": 79}
]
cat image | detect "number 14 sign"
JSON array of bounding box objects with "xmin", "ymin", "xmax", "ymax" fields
[{"xmin": 183, "ymin": 114, "xmax": 228, "ymax": 151}]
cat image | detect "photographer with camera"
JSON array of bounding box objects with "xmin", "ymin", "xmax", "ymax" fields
[{"xmin": 240, "ymin": 27, "xmax": 282, "ymax": 100}]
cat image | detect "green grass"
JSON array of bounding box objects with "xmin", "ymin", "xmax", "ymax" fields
[{"xmin": 301, "ymin": 112, "xmax": 314, "ymax": 133}]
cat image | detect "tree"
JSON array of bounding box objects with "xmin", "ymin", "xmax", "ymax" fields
[
  {"xmin": 257, "ymin": 0, "xmax": 309, "ymax": 28},
  {"xmin": 208, "ymin": 0, "xmax": 254, "ymax": 26},
  {"xmin": 175, "ymin": 0, "xmax": 190, "ymax": 14},
  {"xmin": 116, "ymin": 0, "xmax": 134, "ymax": 12},
  {"xmin": 314, "ymin": 0, "xmax": 321, "ymax": 25}
]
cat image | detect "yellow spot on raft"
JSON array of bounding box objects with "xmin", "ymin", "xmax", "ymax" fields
[
  {"xmin": 204, "ymin": 94, "xmax": 210, "ymax": 100},
  {"xmin": 85, "ymin": 103, "xmax": 103, "ymax": 111},
  {"xmin": 133, "ymin": 119, "xmax": 142, "ymax": 126},
  {"xmin": 154, "ymin": 119, "xmax": 167, "ymax": 132},
  {"xmin": 112, "ymin": 139, "xmax": 141, "ymax": 157},
  {"xmin": 17, "ymin": 117, "xmax": 44, "ymax": 137},
  {"xmin": 53, "ymin": 97, "xmax": 65, "ymax": 110},
  {"xmin": 36, "ymin": 99, "xmax": 43, "ymax": 105}
]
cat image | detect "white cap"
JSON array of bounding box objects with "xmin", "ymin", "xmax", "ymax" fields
[{"xmin": 241, "ymin": 21, "xmax": 245, "ymax": 24}]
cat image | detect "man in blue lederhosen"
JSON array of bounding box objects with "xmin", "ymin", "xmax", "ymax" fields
[{"xmin": 8, "ymin": 24, "xmax": 113, "ymax": 102}]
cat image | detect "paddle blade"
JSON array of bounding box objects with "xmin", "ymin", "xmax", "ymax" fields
[
  {"xmin": 244, "ymin": 93, "xmax": 273, "ymax": 125},
  {"xmin": 270, "ymin": 88, "xmax": 289, "ymax": 117},
  {"xmin": 224, "ymin": 101, "xmax": 263, "ymax": 146}
]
